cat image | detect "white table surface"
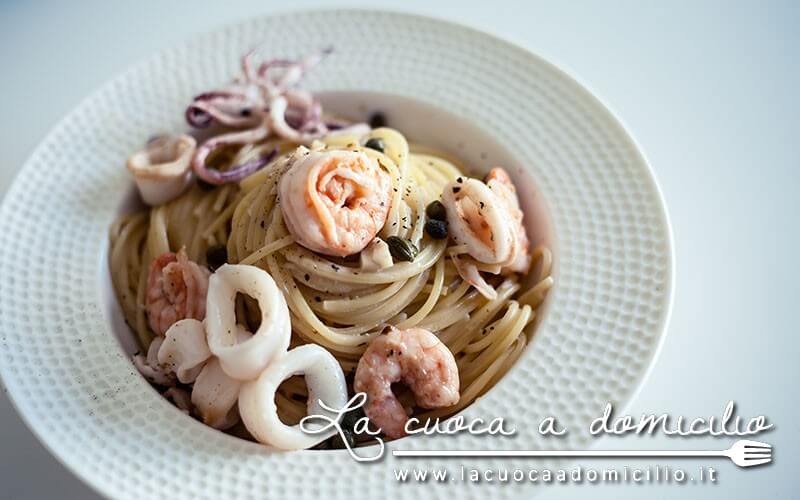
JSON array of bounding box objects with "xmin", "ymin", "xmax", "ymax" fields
[{"xmin": 1, "ymin": 1, "xmax": 797, "ymax": 498}]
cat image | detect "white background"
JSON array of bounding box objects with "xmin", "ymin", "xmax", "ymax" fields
[{"xmin": 0, "ymin": 1, "xmax": 797, "ymax": 498}]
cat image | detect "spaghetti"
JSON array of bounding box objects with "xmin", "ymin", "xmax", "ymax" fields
[
  {"xmin": 111, "ymin": 128, "xmax": 553, "ymax": 430},
  {"xmin": 109, "ymin": 50, "xmax": 553, "ymax": 444}
]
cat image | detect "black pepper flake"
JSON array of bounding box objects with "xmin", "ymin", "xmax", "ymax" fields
[
  {"xmin": 452, "ymin": 186, "xmax": 461, "ymax": 194},
  {"xmin": 240, "ymin": 107, "xmax": 252, "ymax": 117},
  {"xmin": 314, "ymin": 296, "xmax": 321, "ymax": 302},
  {"xmin": 331, "ymin": 264, "xmax": 340, "ymax": 271},
  {"xmin": 479, "ymin": 201, "xmax": 485, "ymax": 209},
  {"xmin": 457, "ymin": 177, "xmax": 463, "ymax": 183},
  {"xmin": 304, "ymin": 274, "xmax": 310, "ymax": 281}
]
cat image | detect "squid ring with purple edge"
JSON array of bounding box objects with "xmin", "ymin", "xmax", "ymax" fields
[{"xmin": 192, "ymin": 128, "xmax": 278, "ymax": 185}]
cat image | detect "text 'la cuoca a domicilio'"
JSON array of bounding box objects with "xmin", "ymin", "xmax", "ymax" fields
[{"xmin": 300, "ymin": 395, "xmax": 772, "ymax": 462}]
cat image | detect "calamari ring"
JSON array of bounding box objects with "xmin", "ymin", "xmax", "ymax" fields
[
  {"xmin": 238, "ymin": 344, "xmax": 348, "ymax": 450},
  {"xmin": 205, "ymin": 264, "xmax": 291, "ymax": 381}
]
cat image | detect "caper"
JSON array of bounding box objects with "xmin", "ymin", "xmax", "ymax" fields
[
  {"xmin": 329, "ymin": 428, "xmax": 355, "ymax": 450},
  {"xmin": 368, "ymin": 112, "xmax": 387, "ymax": 129},
  {"xmin": 364, "ymin": 137, "xmax": 385, "ymax": 153},
  {"xmin": 425, "ymin": 200, "xmax": 447, "ymax": 221},
  {"xmin": 196, "ymin": 178, "xmax": 216, "ymax": 191},
  {"xmin": 205, "ymin": 244, "xmax": 228, "ymax": 271},
  {"xmin": 341, "ymin": 406, "xmax": 366, "ymax": 432},
  {"xmin": 424, "ymin": 219, "xmax": 448, "ymax": 240},
  {"xmin": 386, "ymin": 236, "xmax": 418, "ymax": 262}
]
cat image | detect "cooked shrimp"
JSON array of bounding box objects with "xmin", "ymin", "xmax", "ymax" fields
[
  {"xmin": 441, "ymin": 177, "xmax": 516, "ymax": 265},
  {"xmin": 146, "ymin": 248, "xmax": 210, "ymax": 336},
  {"xmin": 279, "ymin": 148, "xmax": 392, "ymax": 257},
  {"xmin": 485, "ymin": 167, "xmax": 531, "ymax": 274},
  {"xmin": 354, "ymin": 327, "xmax": 459, "ymax": 438}
]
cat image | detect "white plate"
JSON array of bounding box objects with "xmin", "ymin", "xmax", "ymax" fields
[{"xmin": 0, "ymin": 10, "xmax": 673, "ymax": 500}]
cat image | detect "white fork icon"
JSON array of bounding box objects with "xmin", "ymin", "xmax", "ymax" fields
[
  {"xmin": 708, "ymin": 440, "xmax": 772, "ymax": 468},
  {"xmin": 617, "ymin": 440, "xmax": 773, "ymax": 468},
  {"xmin": 393, "ymin": 440, "xmax": 773, "ymax": 467}
]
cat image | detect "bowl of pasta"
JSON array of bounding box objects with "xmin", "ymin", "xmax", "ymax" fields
[{"xmin": 0, "ymin": 9, "xmax": 672, "ymax": 500}]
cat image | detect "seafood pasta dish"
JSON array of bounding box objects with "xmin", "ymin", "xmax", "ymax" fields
[{"xmin": 109, "ymin": 49, "xmax": 554, "ymax": 450}]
